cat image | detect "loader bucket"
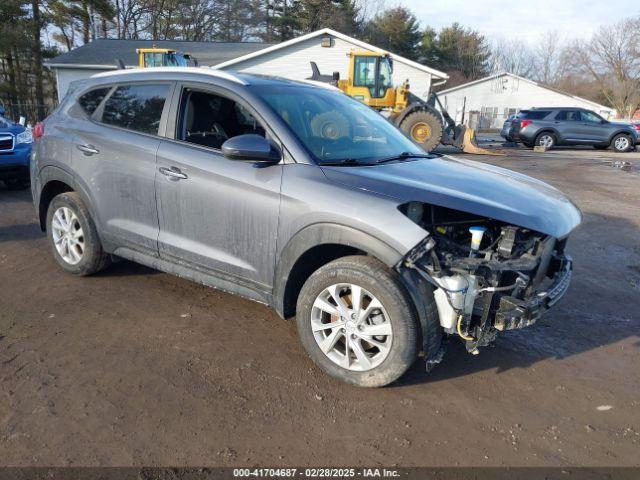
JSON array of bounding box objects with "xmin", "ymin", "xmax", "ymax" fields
[{"xmin": 454, "ymin": 127, "xmax": 505, "ymax": 156}]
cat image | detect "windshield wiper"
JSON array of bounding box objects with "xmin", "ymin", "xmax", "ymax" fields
[
  {"xmin": 318, "ymin": 158, "xmax": 372, "ymax": 166},
  {"xmin": 375, "ymin": 151, "xmax": 432, "ymax": 164}
]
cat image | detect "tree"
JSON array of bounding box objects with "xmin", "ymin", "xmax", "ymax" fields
[
  {"xmin": 261, "ymin": 0, "xmax": 300, "ymax": 42},
  {"xmin": 574, "ymin": 17, "xmax": 640, "ymax": 118},
  {"xmin": 423, "ymin": 23, "xmax": 490, "ymax": 85},
  {"xmin": 531, "ymin": 31, "xmax": 571, "ymax": 86},
  {"xmin": 31, "ymin": 0, "xmax": 46, "ymax": 119},
  {"xmin": 216, "ymin": 0, "xmax": 259, "ymax": 41},
  {"xmin": 295, "ymin": 0, "xmax": 360, "ymax": 36},
  {"xmin": 362, "ymin": 6, "xmax": 422, "ymax": 60},
  {"xmin": 490, "ymin": 38, "xmax": 536, "ymax": 78}
]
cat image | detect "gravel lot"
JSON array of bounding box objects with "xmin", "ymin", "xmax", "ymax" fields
[{"xmin": 1, "ymin": 145, "xmax": 639, "ymax": 467}]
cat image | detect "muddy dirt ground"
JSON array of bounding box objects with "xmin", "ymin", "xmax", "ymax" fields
[{"xmin": 1, "ymin": 147, "xmax": 639, "ymax": 467}]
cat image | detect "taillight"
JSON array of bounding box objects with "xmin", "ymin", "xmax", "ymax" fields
[
  {"xmin": 33, "ymin": 122, "xmax": 45, "ymax": 139},
  {"xmin": 632, "ymin": 123, "xmax": 640, "ymax": 132},
  {"xmin": 520, "ymin": 119, "xmax": 533, "ymax": 129}
]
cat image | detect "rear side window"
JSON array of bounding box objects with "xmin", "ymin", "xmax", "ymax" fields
[
  {"xmin": 101, "ymin": 84, "xmax": 170, "ymax": 135},
  {"xmin": 78, "ymin": 87, "xmax": 111, "ymax": 115},
  {"xmin": 556, "ymin": 110, "xmax": 580, "ymax": 121},
  {"xmin": 520, "ymin": 110, "xmax": 552, "ymax": 120}
]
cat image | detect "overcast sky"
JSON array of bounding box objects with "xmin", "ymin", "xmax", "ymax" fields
[{"xmin": 400, "ymin": 0, "xmax": 638, "ymax": 43}]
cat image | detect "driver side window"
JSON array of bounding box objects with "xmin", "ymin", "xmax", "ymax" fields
[
  {"xmin": 177, "ymin": 88, "xmax": 266, "ymax": 150},
  {"xmin": 580, "ymin": 110, "xmax": 602, "ymax": 123}
]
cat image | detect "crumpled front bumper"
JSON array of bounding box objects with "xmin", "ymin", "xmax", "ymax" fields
[{"xmin": 494, "ymin": 255, "xmax": 573, "ymax": 331}]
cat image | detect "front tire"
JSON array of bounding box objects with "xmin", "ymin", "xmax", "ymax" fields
[
  {"xmin": 399, "ymin": 109, "xmax": 444, "ymax": 152},
  {"xmin": 46, "ymin": 192, "xmax": 110, "ymax": 276},
  {"xmin": 296, "ymin": 256, "xmax": 419, "ymax": 387},
  {"xmin": 611, "ymin": 133, "xmax": 633, "ymax": 153}
]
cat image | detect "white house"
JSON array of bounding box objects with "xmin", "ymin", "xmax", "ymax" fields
[
  {"xmin": 438, "ymin": 72, "xmax": 616, "ymax": 129},
  {"xmin": 212, "ymin": 28, "xmax": 448, "ymax": 100},
  {"xmin": 46, "ymin": 28, "xmax": 448, "ymax": 101}
]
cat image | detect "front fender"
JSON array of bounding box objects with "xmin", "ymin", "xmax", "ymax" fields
[{"xmin": 273, "ymin": 223, "xmax": 403, "ymax": 317}]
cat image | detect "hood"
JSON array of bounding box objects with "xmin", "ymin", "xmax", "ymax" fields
[
  {"xmin": 609, "ymin": 121, "xmax": 636, "ymax": 130},
  {"xmin": 0, "ymin": 123, "xmax": 25, "ymax": 135},
  {"xmin": 321, "ymin": 155, "xmax": 582, "ymax": 238}
]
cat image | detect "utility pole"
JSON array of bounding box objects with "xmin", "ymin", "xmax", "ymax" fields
[{"xmin": 31, "ymin": 0, "xmax": 46, "ymax": 121}]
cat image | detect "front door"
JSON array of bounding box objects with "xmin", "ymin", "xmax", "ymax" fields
[
  {"xmin": 70, "ymin": 82, "xmax": 173, "ymax": 254},
  {"xmin": 155, "ymin": 85, "xmax": 282, "ymax": 292},
  {"xmin": 578, "ymin": 110, "xmax": 610, "ymax": 142}
]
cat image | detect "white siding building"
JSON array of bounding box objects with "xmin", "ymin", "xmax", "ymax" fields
[
  {"xmin": 438, "ymin": 72, "xmax": 616, "ymax": 129},
  {"xmin": 214, "ymin": 28, "xmax": 448, "ymax": 101},
  {"xmin": 46, "ymin": 29, "xmax": 448, "ymax": 101}
]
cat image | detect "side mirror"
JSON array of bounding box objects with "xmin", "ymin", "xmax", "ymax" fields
[{"xmin": 221, "ymin": 134, "xmax": 281, "ymax": 163}]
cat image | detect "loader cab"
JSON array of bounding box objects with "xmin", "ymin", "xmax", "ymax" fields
[
  {"xmin": 137, "ymin": 48, "xmax": 197, "ymax": 68},
  {"xmin": 341, "ymin": 52, "xmax": 400, "ymax": 109}
]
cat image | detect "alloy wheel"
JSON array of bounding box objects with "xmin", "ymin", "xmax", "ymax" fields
[
  {"xmin": 538, "ymin": 134, "xmax": 554, "ymax": 148},
  {"xmin": 310, "ymin": 283, "xmax": 392, "ymax": 372},
  {"xmin": 51, "ymin": 206, "xmax": 85, "ymax": 265},
  {"xmin": 614, "ymin": 136, "xmax": 630, "ymax": 151}
]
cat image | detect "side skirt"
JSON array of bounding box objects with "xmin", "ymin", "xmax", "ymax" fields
[{"xmin": 113, "ymin": 247, "xmax": 274, "ymax": 308}]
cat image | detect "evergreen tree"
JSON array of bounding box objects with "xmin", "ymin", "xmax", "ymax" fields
[
  {"xmin": 362, "ymin": 6, "xmax": 421, "ymax": 60},
  {"xmin": 296, "ymin": 0, "xmax": 360, "ymax": 36},
  {"xmin": 421, "ymin": 23, "xmax": 490, "ymax": 85}
]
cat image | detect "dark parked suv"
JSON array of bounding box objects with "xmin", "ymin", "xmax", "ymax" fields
[
  {"xmin": 510, "ymin": 107, "xmax": 637, "ymax": 152},
  {"xmin": 31, "ymin": 68, "xmax": 581, "ymax": 387}
]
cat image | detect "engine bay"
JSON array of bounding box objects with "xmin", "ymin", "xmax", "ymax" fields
[{"xmin": 398, "ymin": 202, "xmax": 571, "ymax": 357}]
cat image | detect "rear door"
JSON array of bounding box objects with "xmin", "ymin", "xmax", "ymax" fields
[
  {"xmin": 155, "ymin": 82, "xmax": 282, "ymax": 293},
  {"xmin": 554, "ymin": 110, "xmax": 582, "ymax": 142},
  {"xmin": 70, "ymin": 82, "xmax": 174, "ymax": 255}
]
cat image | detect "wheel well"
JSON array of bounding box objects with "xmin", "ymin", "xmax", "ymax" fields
[
  {"xmin": 281, "ymin": 243, "xmax": 364, "ymax": 318},
  {"xmin": 39, "ymin": 180, "xmax": 74, "ymax": 231},
  {"xmin": 610, "ymin": 130, "xmax": 633, "ymax": 141},
  {"xmin": 536, "ymin": 129, "xmax": 556, "ymax": 139}
]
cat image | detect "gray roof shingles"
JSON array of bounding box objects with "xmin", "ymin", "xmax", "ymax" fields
[{"xmin": 47, "ymin": 39, "xmax": 273, "ymax": 68}]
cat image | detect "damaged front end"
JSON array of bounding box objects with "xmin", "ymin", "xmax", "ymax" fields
[{"xmin": 396, "ymin": 202, "xmax": 574, "ymax": 366}]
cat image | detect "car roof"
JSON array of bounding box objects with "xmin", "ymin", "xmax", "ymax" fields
[
  {"xmin": 529, "ymin": 107, "xmax": 590, "ymax": 111},
  {"xmin": 89, "ymin": 67, "xmax": 321, "ymax": 89}
]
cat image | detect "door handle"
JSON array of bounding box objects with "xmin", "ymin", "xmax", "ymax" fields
[
  {"xmin": 76, "ymin": 144, "xmax": 99, "ymax": 155},
  {"xmin": 159, "ymin": 166, "xmax": 188, "ymax": 180}
]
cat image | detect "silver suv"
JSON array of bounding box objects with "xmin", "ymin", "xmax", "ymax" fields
[{"xmin": 31, "ymin": 68, "xmax": 581, "ymax": 387}]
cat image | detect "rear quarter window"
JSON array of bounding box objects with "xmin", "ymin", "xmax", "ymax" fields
[
  {"xmin": 78, "ymin": 87, "xmax": 111, "ymax": 115},
  {"xmin": 521, "ymin": 110, "xmax": 552, "ymax": 120},
  {"xmin": 100, "ymin": 84, "xmax": 170, "ymax": 135}
]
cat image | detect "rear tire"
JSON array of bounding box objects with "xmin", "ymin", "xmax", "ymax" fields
[
  {"xmin": 611, "ymin": 133, "xmax": 633, "ymax": 153},
  {"xmin": 399, "ymin": 108, "xmax": 444, "ymax": 152},
  {"xmin": 535, "ymin": 132, "xmax": 556, "ymax": 149},
  {"xmin": 46, "ymin": 192, "xmax": 111, "ymax": 276},
  {"xmin": 296, "ymin": 256, "xmax": 419, "ymax": 387}
]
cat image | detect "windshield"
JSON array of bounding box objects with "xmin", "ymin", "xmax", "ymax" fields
[
  {"xmin": 166, "ymin": 53, "xmax": 188, "ymax": 67},
  {"xmin": 255, "ymin": 86, "xmax": 425, "ymax": 164},
  {"xmin": 0, "ymin": 115, "xmax": 12, "ymax": 128}
]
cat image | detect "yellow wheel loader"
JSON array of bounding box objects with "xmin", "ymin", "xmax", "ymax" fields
[
  {"xmin": 136, "ymin": 48, "xmax": 198, "ymax": 68},
  {"xmin": 309, "ymin": 51, "xmax": 494, "ymax": 154}
]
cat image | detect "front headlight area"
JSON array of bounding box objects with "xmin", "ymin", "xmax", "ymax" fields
[
  {"xmin": 16, "ymin": 129, "xmax": 33, "ymax": 144},
  {"xmin": 398, "ymin": 201, "xmax": 555, "ymax": 353}
]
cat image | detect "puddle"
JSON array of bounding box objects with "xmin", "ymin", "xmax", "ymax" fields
[{"xmin": 608, "ymin": 160, "xmax": 638, "ymax": 173}]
